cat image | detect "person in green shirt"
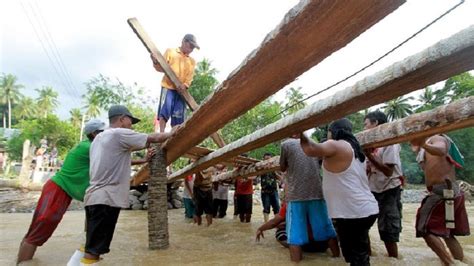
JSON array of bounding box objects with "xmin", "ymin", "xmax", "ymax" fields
[{"xmin": 17, "ymin": 119, "xmax": 106, "ymax": 263}]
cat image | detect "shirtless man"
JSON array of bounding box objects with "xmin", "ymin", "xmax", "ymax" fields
[{"xmin": 411, "ymin": 134, "xmax": 470, "ymax": 265}]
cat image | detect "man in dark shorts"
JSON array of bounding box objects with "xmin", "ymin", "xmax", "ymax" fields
[
  {"xmin": 411, "ymin": 134, "xmax": 470, "ymax": 265},
  {"xmin": 81, "ymin": 105, "xmax": 173, "ymax": 264},
  {"xmin": 193, "ymin": 166, "xmax": 215, "ymax": 226},
  {"xmin": 259, "ymin": 152, "xmax": 281, "ymax": 222},
  {"xmin": 17, "ymin": 119, "xmax": 106, "ymax": 264},
  {"xmin": 363, "ymin": 111, "xmax": 403, "ymax": 258},
  {"xmin": 235, "ymin": 175, "xmax": 255, "ymax": 223}
]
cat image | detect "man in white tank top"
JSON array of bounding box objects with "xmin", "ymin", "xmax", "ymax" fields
[{"xmin": 300, "ymin": 118, "xmax": 378, "ymax": 266}]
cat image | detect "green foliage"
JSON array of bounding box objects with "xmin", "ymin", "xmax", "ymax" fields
[
  {"xmin": 82, "ymin": 74, "xmax": 148, "ymax": 118},
  {"xmin": 188, "ymin": 58, "xmax": 219, "ymax": 105},
  {"xmin": 0, "ymin": 73, "xmax": 24, "ymax": 128},
  {"xmin": 284, "ymin": 87, "xmax": 307, "ymax": 115},
  {"xmin": 447, "ymin": 128, "xmax": 474, "ymax": 183},
  {"xmin": 442, "ymin": 72, "xmax": 474, "ymax": 102},
  {"xmin": 36, "ymin": 86, "xmax": 59, "ymax": 118},
  {"xmin": 7, "ymin": 115, "xmax": 77, "ymax": 161},
  {"xmin": 13, "ymin": 96, "xmax": 37, "ymax": 120},
  {"xmin": 127, "ymin": 104, "xmax": 155, "ymax": 134},
  {"xmin": 382, "ymin": 96, "xmax": 415, "ymax": 121}
]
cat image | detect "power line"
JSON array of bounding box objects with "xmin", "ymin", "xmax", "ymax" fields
[
  {"xmin": 31, "ymin": 0, "xmax": 81, "ymax": 98},
  {"xmin": 272, "ymin": 0, "xmax": 465, "ymax": 121},
  {"xmin": 19, "ymin": 0, "xmax": 80, "ymax": 103},
  {"xmin": 231, "ymin": 0, "xmax": 466, "ymax": 136}
]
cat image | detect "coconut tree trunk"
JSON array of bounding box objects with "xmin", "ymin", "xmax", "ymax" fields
[
  {"xmin": 148, "ymin": 144, "xmax": 169, "ymax": 249},
  {"xmin": 7, "ymin": 98, "xmax": 11, "ymax": 129}
]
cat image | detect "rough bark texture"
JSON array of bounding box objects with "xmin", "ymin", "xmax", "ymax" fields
[
  {"xmin": 168, "ymin": 26, "xmax": 474, "ymax": 182},
  {"xmin": 208, "ymin": 97, "xmax": 474, "ymax": 180},
  {"xmin": 0, "ymin": 179, "xmax": 43, "ymax": 190},
  {"xmin": 357, "ymin": 96, "xmax": 474, "ymax": 148},
  {"xmin": 147, "ymin": 145, "xmax": 169, "ymax": 250},
  {"xmin": 212, "ymin": 156, "xmax": 281, "ymax": 182},
  {"xmin": 162, "ymin": 0, "xmax": 405, "ymax": 163},
  {"xmin": 130, "ymin": 146, "xmax": 259, "ymax": 186}
]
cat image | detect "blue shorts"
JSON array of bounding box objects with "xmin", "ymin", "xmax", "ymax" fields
[
  {"xmin": 286, "ymin": 199, "xmax": 337, "ymax": 245},
  {"xmin": 158, "ymin": 88, "xmax": 185, "ymax": 126}
]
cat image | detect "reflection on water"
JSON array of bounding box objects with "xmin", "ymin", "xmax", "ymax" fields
[{"xmin": 1, "ymin": 203, "xmax": 472, "ymax": 265}]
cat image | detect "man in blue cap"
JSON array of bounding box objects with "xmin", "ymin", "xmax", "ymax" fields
[
  {"xmin": 17, "ymin": 119, "xmax": 106, "ymax": 264},
  {"xmin": 81, "ymin": 105, "xmax": 175, "ymax": 264}
]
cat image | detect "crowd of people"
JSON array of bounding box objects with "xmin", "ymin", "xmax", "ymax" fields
[{"xmin": 15, "ymin": 33, "xmax": 470, "ymax": 266}]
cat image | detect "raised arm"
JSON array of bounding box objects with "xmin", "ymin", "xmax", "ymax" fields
[
  {"xmin": 411, "ymin": 135, "xmax": 448, "ymax": 157},
  {"xmin": 300, "ymin": 133, "xmax": 338, "ymax": 158},
  {"xmin": 364, "ymin": 148, "xmax": 394, "ymax": 177},
  {"xmin": 146, "ymin": 129, "xmax": 176, "ymax": 145}
]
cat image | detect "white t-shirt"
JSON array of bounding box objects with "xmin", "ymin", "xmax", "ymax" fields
[
  {"xmin": 322, "ymin": 146, "xmax": 379, "ymax": 219},
  {"xmin": 213, "ymin": 183, "xmax": 229, "ymax": 200},
  {"xmin": 84, "ymin": 128, "xmax": 148, "ymax": 208},
  {"xmin": 368, "ymin": 144, "xmax": 403, "ymax": 193}
]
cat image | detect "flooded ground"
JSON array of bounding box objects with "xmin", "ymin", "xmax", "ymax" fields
[{"xmin": 1, "ymin": 203, "xmax": 473, "ymax": 266}]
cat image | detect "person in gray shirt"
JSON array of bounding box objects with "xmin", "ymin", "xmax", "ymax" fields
[
  {"xmin": 280, "ymin": 135, "xmax": 339, "ymax": 262},
  {"xmin": 81, "ymin": 105, "xmax": 174, "ymax": 264}
]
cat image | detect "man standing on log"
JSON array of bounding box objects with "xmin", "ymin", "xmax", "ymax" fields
[
  {"xmin": 363, "ymin": 111, "xmax": 403, "ymax": 258},
  {"xmin": 81, "ymin": 105, "xmax": 173, "ymax": 265},
  {"xmin": 411, "ymin": 134, "xmax": 470, "ymax": 265},
  {"xmin": 17, "ymin": 119, "xmax": 106, "ymax": 264},
  {"xmin": 151, "ymin": 34, "xmax": 199, "ymax": 132}
]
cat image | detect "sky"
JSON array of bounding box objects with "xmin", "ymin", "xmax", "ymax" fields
[{"xmin": 1, "ymin": 0, "xmax": 473, "ymax": 120}]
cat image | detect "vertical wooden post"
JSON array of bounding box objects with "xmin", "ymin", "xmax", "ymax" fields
[{"xmin": 148, "ymin": 144, "xmax": 169, "ymax": 249}]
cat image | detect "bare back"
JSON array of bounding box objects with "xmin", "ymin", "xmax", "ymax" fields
[
  {"xmin": 322, "ymin": 140, "xmax": 354, "ymax": 173},
  {"xmin": 420, "ymin": 135, "xmax": 456, "ymax": 187}
]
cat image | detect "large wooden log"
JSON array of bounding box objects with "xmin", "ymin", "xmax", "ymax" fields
[
  {"xmin": 210, "ymin": 97, "xmax": 474, "ymax": 181},
  {"xmin": 147, "ymin": 145, "xmax": 169, "ymax": 249},
  {"xmin": 162, "ymin": 0, "xmax": 405, "ymax": 163},
  {"xmin": 168, "ymin": 26, "xmax": 474, "ymax": 182},
  {"xmin": 127, "ymin": 17, "xmax": 226, "ymax": 148}
]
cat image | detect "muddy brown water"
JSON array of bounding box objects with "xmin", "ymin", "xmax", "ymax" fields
[{"xmin": 1, "ymin": 204, "xmax": 473, "ymax": 265}]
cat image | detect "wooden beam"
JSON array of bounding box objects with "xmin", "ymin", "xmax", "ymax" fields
[
  {"xmin": 127, "ymin": 17, "xmax": 226, "ymax": 148},
  {"xmin": 168, "ymin": 26, "xmax": 474, "ymax": 182},
  {"xmin": 162, "ymin": 0, "xmax": 406, "ymax": 163},
  {"xmin": 210, "ymin": 97, "xmax": 474, "ymax": 181},
  {"xmin": 212, "ymin": 156, "xmax": 281, "ymax": 182},
  {"xmin": 357, "ymin": 96, "xmax": 474, "ymax": 148},
  {"xmin": 130, "ymin": 146, "xmax": 260, "ymax": 186}
]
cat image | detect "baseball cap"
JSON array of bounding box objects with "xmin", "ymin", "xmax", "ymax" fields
[
  {"xmin": 108, "ymin": 105, "xmax": 141, "ymax": 124},
  {"xmin": 84, "ymin": 119, "xmax": 106, "ymax": 135},
  {"xmin": 183, "ymin": 34, "xmax": 200, "ymax": 49}
]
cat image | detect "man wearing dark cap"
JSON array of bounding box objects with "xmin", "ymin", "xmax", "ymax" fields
[
  {"xmin": 17, "ymin": 119, "xmax": 106, "ymax": 264},
  {"xmin": 151, "ymin": 34, "xmax": 199, "ymax": 132},
  {"xmin": 81, "ymin": 105, "xmax": 174, "ymax": 264}
]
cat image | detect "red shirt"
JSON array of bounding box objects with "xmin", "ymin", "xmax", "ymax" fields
[{"xmin": 235, "ymin": 179, "xmax": 253, "ymax": 195}]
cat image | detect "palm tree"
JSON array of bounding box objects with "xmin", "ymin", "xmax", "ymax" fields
[
  {"xmin": 69, "ymin": 108, "xmax": 83, "ymax": 129},
  {"xmin": 416, "ymin": 87, "xmax": 448, "ymax": 113},
  {"xmin": 14, "ymin": 96, "xmax": 36, "ymax": 120},
  {"xmin": 0, "ymin": 74, "xmax": 24, "ymax": 128},
  {"xmin": 83, "ymin": 91, "xmax": 102, "ymax": 118},
  {"xmin": 382, "ymin": 96, "xmax": 415, "ymax": 121},
  {"xmin": 284, "ymin": 87, "xmax": 307, "ymax": 115},
  {"xmin": 36, "ymin": 86, "xmax": 59, "ymax": 118}
]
